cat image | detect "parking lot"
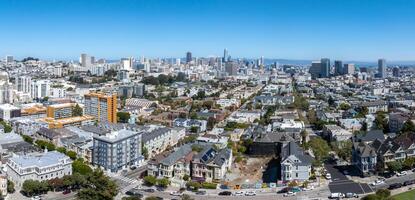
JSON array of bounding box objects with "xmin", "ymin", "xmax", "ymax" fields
[{"xmin": 325, "ymin": 164, "xmax": 373, "ymax": 194}]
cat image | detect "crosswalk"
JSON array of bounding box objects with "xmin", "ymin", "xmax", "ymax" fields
[{"xmin": 108, "ymin": 174, "xmax": 141, "ymax": 193}]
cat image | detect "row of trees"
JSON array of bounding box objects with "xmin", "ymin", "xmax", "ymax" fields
[
  {"xmin": 21, "ymin": 168, "xmax": 118, "ymax": 200},
  {"xmin": 142, "ymin": 73, "xmax": 187, "ymax": 86},
  {"xmin": 143, "ymin": 176, "xmax": 170, "ymax": 188}
]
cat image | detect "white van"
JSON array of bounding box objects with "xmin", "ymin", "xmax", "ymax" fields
[{"xmin": 329, "ymin": 193, "xmax": 345, "ymax": 199}]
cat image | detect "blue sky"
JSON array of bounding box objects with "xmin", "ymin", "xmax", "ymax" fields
[{"xmin": 0, "ymin": 0, "xmax": 414, "ymax": 61}]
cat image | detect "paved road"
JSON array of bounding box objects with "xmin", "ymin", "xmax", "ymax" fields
[
  {"xmin": 325, "ymin": 163, "xmax": 373, "ymax": 195},
  {"xmin": 370, "ymin": 171, "xmax": 415, "ymax": 190}
]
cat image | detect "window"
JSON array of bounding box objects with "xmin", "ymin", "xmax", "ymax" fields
[{"xmin": 296, "ymin": 173, "xmax": 298, "ymax": 178}]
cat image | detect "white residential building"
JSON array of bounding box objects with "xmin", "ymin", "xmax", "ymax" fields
[{"xmin": 6, "ymin": 151, "xmax": 72, "ymax": 187}]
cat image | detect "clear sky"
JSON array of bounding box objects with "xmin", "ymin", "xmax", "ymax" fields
[{"xmin": 0, "ymin": 0, "xmax": 414, "ymax": 61}]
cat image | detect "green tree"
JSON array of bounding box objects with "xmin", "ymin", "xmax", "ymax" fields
[
  {"xmin": 142, "ymin": 146, "xmax": 149, "ymax": 160},
  {"xmin": 7, "ymin": 180, "xmax": 15, "ymax": 193},
  {"xmin": 22, "ymin": 135, "xmax": 33, "ymax": 144},
  {"xmin": 22, "ymin": 180, "xmax": 49, "ymax": 197},
  {"xmin": 56, "ymin": 147, "xmax": 67, "ymax": 154},
  {"xmin": 66, "ymin": 150, "xmax": 77, "ymax": 160},
  {"xmin": 72, "ymin": 160, "xmax": 93, "ymax": 175},
  {"xmin": 400, "ymin": 120, "xmax": 415, "ymax": 133},
  {"xmin": 72, "ymin": 104, "xmax": 83, "ymax": 117},
  {"xmin": 376, "ymin": 189, "xmax": 391, "ymax": 199},
  {"xmin": 157, "ymin": 178, "xmax": 170, "ymax": 188},
  {"xmin": 0, "ymin": 121, "xmax": 12, "ymax": 133},
  {"xmin": 77, "ymin": 169, "xmax": 118, "ymax": 200},
  {"xmin": 117, "ymin": 112, "xmax": 131, "ymax": 123},
  {"xmin": 182, "ymin": 174, "xmax": 190, "ymax": 181},
  {"xmin": 387, "ymin": 161, "xmax": 402, "ymax": 172},
  {"xmin": 339, "ymin": 103, "xmax": 351, "ymax": 110},
  {"xmin": 375, "ymin": 112, "xmax": 388, "ymax": 132},
  {"xmin": 309, "ymin": 138, "xmax": 330, "ymax": 165},
  {"xmin": 190, "ymin": 126, "xmax": 198, "ymax": 133},
  {"xmin": 403, "ymin": 157, "xmax": 415, "ymax": 170},
  {"xmin": 143, "ymin": 176, "xmax": 157, "ymax": 186}
]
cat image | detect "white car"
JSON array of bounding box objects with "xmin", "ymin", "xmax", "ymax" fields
[
  {"xmin": 370, "ymin": 180, "xmax": 385, "ymax": 186},
  {"xmin": 233, "ymin": 191, "xmax": 245, "ymax": 196},
  {"xmin": 302, "ymin": 186, "xmax": 314, "ymax": 191},
  {"xmin": 283, "ymin": 191, "xmax": 296, "ymax": 197},
  {"xmin": 325, "ymin": 173, "xmax": 332, "ymax": 179},
  {"xmin": 170, "ymin": 191, "xmax": 183, "ymax": 196},
  {"xmin": 397, "ymin": 171, "xmax": 408, "ymax": 177},
  {"xmin": 245, "ymin": 191, "xmax": 256, "ymax": 196}
]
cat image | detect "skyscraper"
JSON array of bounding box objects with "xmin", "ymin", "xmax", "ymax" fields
[
  {"xmin": 320, "ymin": 58, "xmax": 330, "ymax": 78},
  {"xmin": 223, "ymin": 48, "xmax": 228, "ymax": 62},
  {"xmin": 225, "ymin": 61, "xmax": 238, "ymax": 76},
  {"xmin": 186, "ymin": 52, "xmax": 192, "ymax": 63},
  {"xmin": 309, "ymin": 61, "xmax": 321, "ymax": 79},
  {"xmin": 334, "ymin": 60, "xmax": 343, "ymax": 75},
  {"xmin": 343, "ymin": 64, "xmax": 355, "ymax": 75},
  {"xmin": 393, "ymin": 67, "xmax": 400, "ymax": 77},
  {"xmin": 378, "ymin": 59, "xmax": 386, "ymax": 78},
  {"xmin": 84, "ymin": 92, "xmax": 117, "ymax": 123},
  {"xmin": 80, "ymin": 53, "xmax": 92, "ymax": 67}
]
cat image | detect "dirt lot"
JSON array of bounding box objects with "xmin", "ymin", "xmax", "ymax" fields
[{"xmin": 226, "ymin": 156, "xmax": 273, "ymax": 185}]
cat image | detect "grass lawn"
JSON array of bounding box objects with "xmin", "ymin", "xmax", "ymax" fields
[{"xmin": 392, "ymin": 189, "xmax": 415, "ymax": 200}]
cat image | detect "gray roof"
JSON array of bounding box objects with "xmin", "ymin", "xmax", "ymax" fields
[
  {"xmin": 281, "ymin": 141, "xmax": 312, "ymax": 166},
  {"xmin": 355, "ymin": 130, "xmax": 385, "ymax": 143},
  {"xmin": 142, "ymin": 127, "xmax": 170, "ymax": 143},
  {"xmin": 10, "ymin": 151, "xmax": 70, "ymax": 168},
  {"xmin": 160, "ymin": 144, "xmax": 192, "ymax": 166}
]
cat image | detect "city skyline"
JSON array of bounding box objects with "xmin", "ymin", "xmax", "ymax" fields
[{"xmin": 0, "ymin": 0, "xmax": 415, "ymax": 61}]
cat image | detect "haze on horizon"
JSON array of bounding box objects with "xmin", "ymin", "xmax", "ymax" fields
[{"xmin": 0, "ymin": 0, "xmax": 414, "ymax": 61}]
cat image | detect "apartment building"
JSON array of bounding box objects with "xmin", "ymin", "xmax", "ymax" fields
[
  {"xmin": 92, "ymin": 128, "xmax": 143, "ymax": 172},
  {"xmin": 142, "ymin": 126, "xmax": 185, "ymax": 159},
  {"xmin": 84, "ymin": 92, "xmax": 117, "ymax": 123},
  {"xmin": 46, "ymin": 103, "xmax": 78, "ymax": 119}
]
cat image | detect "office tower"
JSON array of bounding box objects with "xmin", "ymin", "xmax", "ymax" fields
[
  {"xmin": 378, "ymin": 59, "xmax": 386, "ymax": 78},
  {"xmin": 31, "ymin": 80, "xmax": 50, "ymax": 99},
  {"xmin": 223, "ymin": 48, "xmax": 228, "ymax": 62},
  {"xmin": 80, "ymin": 53, "xmax": 92, "ymax": 67},
  {"xmin": 186, "ymin": 52, "xmax": 192, "ymax": 63},
  {"xmin": 260, "ymin": 56, "xmax": 265, "ymax": 66},
  {"xmin": 121, "ymin": 57, "xmax": 133, "ymax": 71},
  {"xmin": 309, "ymin": 61, "xmax": 321, "ymax": 79},
  {"xmin": 84, "ymin": 92, "xmax": 117, "ymax": 123},
  {"xmin": 343, "ymin": 63, "xmax": 355, "ymax": 75},
  {"xmin": 360, "ymin": 67, "xmax": 368, "ymax": 73},
  {"xmin": 320, "ymin": 58, "xmax": 330, "ymax": 78},
  {"xmin": 15, "ymin": 75, "xmax": 32, "ymax": 93},
  {"xmin": 90, "ymin": 56, "xmax": 95, "ymax": 64},
  {"xmin": 5, "ymin": 55, "xmax": 13, "ymax": 63},
  {"xmin": 92, "ymin": 128, "xmax": 142, "ymax": 172},
  {"xmin": 175, "ymin": 58, "xmax": 181, "ymax": 65},
  {"xmin": 225, "ymin": 61, "xmax": 238, "ymax": 76},
  {"xmin": 334, "ymin": 60, "xmax": 343, "ymax": 75},
  {"xmin": 393, "ymin": 67, "xmax": 400, "ymax": 77}
]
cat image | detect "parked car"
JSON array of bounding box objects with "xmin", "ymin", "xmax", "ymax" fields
[
  {"xmin": 383, "ymin": 172, "xmax": 395, "ymax": 178},
  {"xmin": 143, "ymin": 188, "xmax": 155, "ymax": 193},
  {"xmin": 345, "ymin": 193, "xmax": 359, "ymax": 198},
  {"xmin": 170, "ymin": 191, "xmax": 183, "ymax": 196},
  {"xmin": 245, "ymin": 191, "xmax": 256, "ymax": 196},
  {"xmin": 329, "ymin": 193, "xmax": 345, "ymax": 199},
  {"xmin": 397, "ymin": 171, "xmax": 408, "ymax": 177},
  {"xmin": 370, "ymin": 180, "xmax": 385, "ymax": 186},
  {"xmin": 126, "ymin": 189, "xmax": 144, "ymax": 197},
  {"xmin": 195, "ymin": 190, "xmax": 206, "ymax": 195},
  {"xmin": 218, "ymin": 191, "xmax": 232, "ymax": 196},
  {"xmin": 62, "ymin": 190, "xmax": 71, "ymax": 195},
  {"xmin": 325, "ymin": 173, "xmax": 332, "ymax": 180},
  {"xmin": 404, "ymin": 180, "xmax": 415, "ymax": 186},
  {"xmin": 291, "ymin": 187, "xmax": 302, "ymax": 193},
  {"xmin": 343, "ymin": 170, "xmax": 349, "ymax": 175},
  {"xmin": 388, "ymin": 183, "xmax": 403, "ymax": 190},
  {"xmin": 302, "ymin": 186, "xmax": 314, "ymax": 191},
  {"xmin": 233, "ymin": 191, "xmax": 245, "ymax": 196},
  {"xmin": 283, "ymin": 191, "xmax": 296, "ymax": 197},
  {"xmin": 130, "ymin": 165, "xmax": 137, "ymax": 170}
]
